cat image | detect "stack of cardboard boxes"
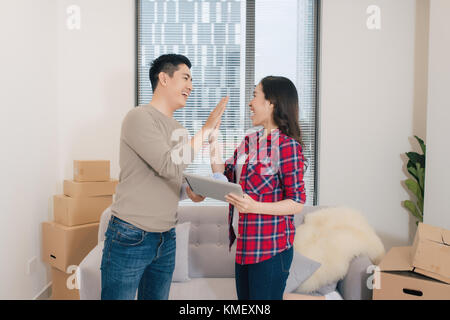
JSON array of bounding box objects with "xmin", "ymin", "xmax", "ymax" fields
[
  {"xmin": 373, "ymin": 222, "xmax": 450, "ymax": 300},
  {"xmin": 42, "ymin": 160, "xmax": 118, "ymax": 300}
]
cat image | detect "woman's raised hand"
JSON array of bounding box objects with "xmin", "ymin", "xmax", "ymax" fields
[
  {"xmin": 204, "ymin": 96, "xmax": 228, "ymax": 132},
  {"xmin": 208, "ymin": 119, "xmax": 221, "ymax": 144}
]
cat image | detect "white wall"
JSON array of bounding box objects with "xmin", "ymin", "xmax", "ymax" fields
[
  {"xmin": 0, "ymin": 0, "xmax": 135, "ymax": 299},
  {"xmin": 56, "ymin": 0, "xmax": 135, "ymax": 184},
  {"xmin": 318, "ymin": 0, "xmax": 430, "ymax": 251},
  {"xmin": 0, "ymin": 0, "xmax": 58, "ymax": 299},
  {"xmin": 423, "ymin": 0, "xmax": 450, "ymax": 229}
]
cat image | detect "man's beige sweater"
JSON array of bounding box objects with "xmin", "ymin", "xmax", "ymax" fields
[{"xmin": 111, "ymin": 105, "xmax": 194, "ymax": 232}]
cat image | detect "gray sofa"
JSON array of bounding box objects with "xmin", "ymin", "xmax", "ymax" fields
[{"xmin": 77, "ymin": 205, "xmax": 373, "ymax": 300}]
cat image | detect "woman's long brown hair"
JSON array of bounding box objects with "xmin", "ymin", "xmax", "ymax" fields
[{"xmin": 260, "ymin": 76, "xmax": 303, "ymax": 146}]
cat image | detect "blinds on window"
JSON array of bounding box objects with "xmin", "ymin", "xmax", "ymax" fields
[
  {"xmin": 297, "ymin": 0, "xmax": 319, "ymax": 205},
  {"xmin": 137, "ymin": 0, "xmax": 318, "ymax": 206}
]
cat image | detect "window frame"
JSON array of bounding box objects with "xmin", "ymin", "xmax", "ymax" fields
[{"xmin": 135, "ymin": 0, "xmax": 320, "ymax": 206}]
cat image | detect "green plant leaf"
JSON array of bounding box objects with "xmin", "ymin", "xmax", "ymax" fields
[
  {"xmin": 404, "ymin": 200, "xmax": 423, "ymax": 222},
  {"xmin": 405, "ymin": 179, "xmax": 422, "ymax": 201},
  {"xmin": 414, "ymin": 136, "xmax": 426, "ymax": 155},
  {"xmin": 403, "ymin": 136, "xmax": 426, "ymax": 223},
  {"xmin": 406, "ymin": 152, "xmax": 425, "ymax": 169},
  {"xmin": 417, "ymin": 199, "xmax": 423, "ymax": 215},
  {"xmin": 407, "ymin": 166, "xmax": 419, "ymax": 182},
  {"xmin": 406, "ymin": 159, "xmax": 419, "ymax": 183},
  {"xmin": 408, "ymin": 166, "xmax": 417, "ymax": 177},
  {"xmin": 416, "ymin": 163, "xmax": 425, "ymax": 195}
]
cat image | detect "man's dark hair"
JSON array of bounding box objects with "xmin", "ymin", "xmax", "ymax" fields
[{"xmin": 149, "ymin": 54, "xmax": 192, "ymax": 92}]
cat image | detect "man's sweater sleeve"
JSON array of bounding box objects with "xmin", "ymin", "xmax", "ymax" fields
[
  {"xmin": 179, "ymin": 182, "xmax": 189, "ymax": 201},
  {"xmin": 122, "ymin": 109, "xmax": 195, "ymax": 180}
]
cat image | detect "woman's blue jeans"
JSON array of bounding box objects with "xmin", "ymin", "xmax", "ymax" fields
[
  {"xmin": 100, "ymin": 216, "xmax": 176, "ymax": 300},
  {"xmin": 235, "ymin": 247, "xmax": 293, "ymax": 300}
]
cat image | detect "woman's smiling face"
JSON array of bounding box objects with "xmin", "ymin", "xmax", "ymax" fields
[{"xmin": 248, "ymin": 82, "xmax": 274, "ymax": 128}]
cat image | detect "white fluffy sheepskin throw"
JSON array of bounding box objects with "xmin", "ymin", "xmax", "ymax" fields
[{"xmin": 293, "ymin": 207, "xmax": 385, "ymax": 294}]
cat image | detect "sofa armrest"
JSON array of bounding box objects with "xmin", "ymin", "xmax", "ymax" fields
[
  {"xmin": 337, "ymin": 255, "xmax": 373, "ymax": 300},
  {"xmin": 78, "ymin": 242, "xmax": 104, "ymax": 300}
]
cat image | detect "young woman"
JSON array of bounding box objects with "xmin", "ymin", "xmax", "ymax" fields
[{"xmin": 209, "ymin": 76, "xmax": 307, "ymax": 300}]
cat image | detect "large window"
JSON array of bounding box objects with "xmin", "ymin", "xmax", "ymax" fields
[{"xmin": 137, "ymin": 0, "xmax": 319, "ymax": 206}]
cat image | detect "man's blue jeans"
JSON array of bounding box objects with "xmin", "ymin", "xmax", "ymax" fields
[
  {"xmin": 235, "ymin": 247, "xmax": 293, "ymax": 300},
  {"xmin": 100, "ymin": 216, "xmax": 176, "ymax": 300}
]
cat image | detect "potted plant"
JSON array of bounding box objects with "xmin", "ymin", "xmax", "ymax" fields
[{"xmin": 402, "ymin": 136, "xmax": 426, "ymax": 225}]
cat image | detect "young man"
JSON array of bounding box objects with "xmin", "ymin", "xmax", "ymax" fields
[{"xmin": 101, "ymin": 54, "xmax": 227, "ymax": 300}]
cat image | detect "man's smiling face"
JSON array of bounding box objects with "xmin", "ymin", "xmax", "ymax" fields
[{"xmin": 165, "ymin": 63, "xmax": 193, "ymax": 109}]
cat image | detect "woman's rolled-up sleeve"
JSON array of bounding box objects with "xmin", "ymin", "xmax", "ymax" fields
[
  {"xmin": 223, "ymin": 138, "xmax": 246, "ymax": 183},
  {"xmin": 224, "ymin": 149, "xmax": 237, "ymax": 182},
  {"xmin": 279, "ymin": 139, "xmax": 306, "ymax": 204}
]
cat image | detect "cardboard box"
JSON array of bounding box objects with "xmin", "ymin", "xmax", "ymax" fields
[
  {"xmin": 411, "ymin": 222, "xmax": 450, "ymax": 282},
  {"xmin": 51, "ymin": 267, "xmax": 80, "ymax": 300},
  {"xmin": 63, "ymin": 179, "xmax": 118, "ymax": 198},
  {"xmin": 42, "ymin": 221, "xmax": 99, "ymax": 272},
  {"xmin": 53, "ymin": 194, "xmax": 112, "ymax": 226},
  {"xmin": 373, "ymin": 246, "xmax": 450, "ymax": 300},
  {"xmin": 74, "ymin": 160, "xmax": 110, "ymax": 182}
]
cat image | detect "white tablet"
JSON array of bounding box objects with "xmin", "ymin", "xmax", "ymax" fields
[{"xmin": 183, "ymin": 172, "xmax": 243, "ymax": 202}]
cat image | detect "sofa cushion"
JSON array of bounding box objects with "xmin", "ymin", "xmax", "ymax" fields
[
  {"xmin": 314, "ymin": 281, "xmax": 338, "ymax": 295},
  {"xmin": 172, "ymin": 222, "xmax": 191, "ymax": 282},
  {"xmin": 337, "ymin": 255, "xmax": 373, "ymax": 300},
  {"xmin": 178, "ymin": 206, "xmax": 236, "ymax": 278},
  {"xmin": 285, "ymin": 250, "xmax": 321, "ymax": 293}
]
